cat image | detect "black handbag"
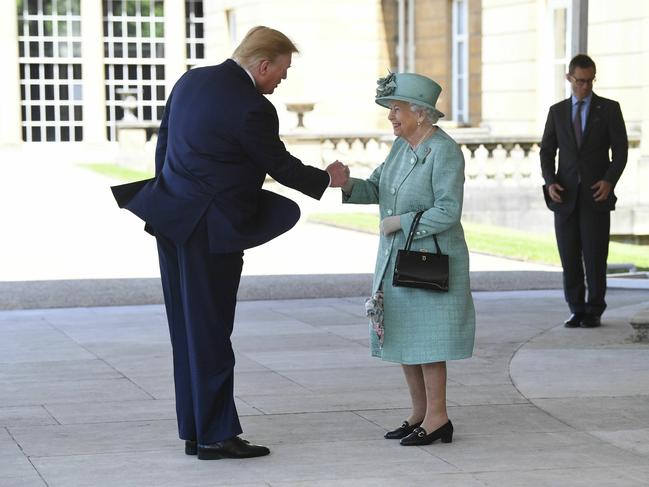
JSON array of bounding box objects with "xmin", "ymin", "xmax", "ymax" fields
[{"xmin": 392, "ymin": 211, "xmax": 449, "ymax": 292}]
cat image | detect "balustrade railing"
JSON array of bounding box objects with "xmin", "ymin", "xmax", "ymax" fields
[
  {"xmin": 279, "ymin": 128, "xmax": 645, "ymax": 237},
  {"xmin": 280, "ymin": 128, "xmax": 640, "ymax": 184}
]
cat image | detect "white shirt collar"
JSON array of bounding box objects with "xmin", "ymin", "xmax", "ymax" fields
[{"xmin": 232, "ymin": 58, "xmax": 256, "ymax": 87}]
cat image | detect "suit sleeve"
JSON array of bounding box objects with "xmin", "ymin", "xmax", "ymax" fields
[
  {"xmin": 539, "ymin": 107, "xmax": 559, "ymax": 186},
  {"xmin": 154, "ymin": 89, "xmax": 173, "ymax": 176},
  {"xmin": 240, "ymin": 104, "xmax": 329, "ymax": 200},
  {"xmin": 342, "ymin": 164, "xmax": 383, "ymax": 205},
  {"xmin": 604, "ymin": 101, "xmax": 628, "ymax": 185}
]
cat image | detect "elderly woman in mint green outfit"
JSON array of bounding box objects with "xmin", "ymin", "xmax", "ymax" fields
[{"xmin": 341, "ymin": 73, "xmax": 475, "ymax": 446}]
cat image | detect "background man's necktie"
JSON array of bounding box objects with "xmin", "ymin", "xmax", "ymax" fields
[{"xmin": 573, "ymin": 100, "xmax": 584, "ymax": 147}]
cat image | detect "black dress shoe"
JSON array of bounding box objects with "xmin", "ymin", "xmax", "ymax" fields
[
  {"xmin": 580, "ymin": 314, "xmax": 601, "ymax": 328},
  {"xmin": 564, "ymin": 313, "xmax": 583, "ymax": 328},
  {"xmin": 185, "ymin": 440, "xmax": 197, "ymax": 455},
  {"xmin": 197, "ymin": 436, "xmax": 270, "ymax": 460},
  {"xmin": 400, "ymin": 420, "xmax": 453, "ymax": 446},
  {"xmin": 384, "ymin": 420, "xmax": 422, "ymax": 440}
]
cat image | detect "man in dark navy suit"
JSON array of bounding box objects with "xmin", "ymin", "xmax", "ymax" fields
[
  {"xmin": 112, "ymin": 26, "xmax": 349, "ymax": 459},
  {"xmin": 540, "ymin": 54, "xmax": 627, "ymax": 329}
]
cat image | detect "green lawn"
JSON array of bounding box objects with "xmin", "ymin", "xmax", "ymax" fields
[
  {"xmin": 78, "ymin": 163, "xmax": 153, "ymax": 182},
  {"xmin": 308, "ymin": 212, "xmax": 649, "ymax": 270}
]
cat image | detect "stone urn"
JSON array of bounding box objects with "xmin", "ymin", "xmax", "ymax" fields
[{"xmin": 285, "ymin": 103, "xmax": 315, "ymax": 129}]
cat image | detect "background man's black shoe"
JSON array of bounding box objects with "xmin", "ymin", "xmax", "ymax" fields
[
  {"xmin": 564, "ymin": 313, "xmax": 583, "ymax": 328},
  {"xmin": 580, "ymin": 314, "xmax": 601, "ymax": 328},
  {"xmin": 197, "ymin": 437, "xmax": 270, "ymax": 460}
]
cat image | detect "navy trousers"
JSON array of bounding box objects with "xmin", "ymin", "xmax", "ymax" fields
[
  {"xmin": 157, "ymin": 217, "xmax": 244, "ymax": 444},
  {"xmin": 554, "ymin": 192, "xmax": 610, "ymax": 317}
]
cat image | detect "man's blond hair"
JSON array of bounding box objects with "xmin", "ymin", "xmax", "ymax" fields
[{"xmin": 232, "ymin": 26, "xmax": 299, "ymax": 70}]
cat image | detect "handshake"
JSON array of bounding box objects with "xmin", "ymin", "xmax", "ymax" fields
[
  {"xmin": 324, "ymin": 160, "xmax": 399, "ymax": 236},
  {"xmin": 326, "ymin": 160, "xmax": 351, "ymax": 190}
]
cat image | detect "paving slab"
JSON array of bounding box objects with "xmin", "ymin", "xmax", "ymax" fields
[
  {"xmin": 0, "ymin": 406, "xmax": 56, "ymax": 428},
  {"xmin": 42, "ymin": 399, "xmax": 176, "ymax": 425},
  {"xmin": 474, "ymin": 467, "xmax": 649, "ymax": 487},
  {"xmin": 532, "ymin": 396, "xmax": 649, "ymax": 431},
  {"xmin": 428, "ymin": 430, "xmax": 643, "ymax": 472}
]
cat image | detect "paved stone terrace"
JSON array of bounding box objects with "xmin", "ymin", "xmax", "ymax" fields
[{"xmin": 1, "ymin": 286, "xmax": 649, "ymax": 486}]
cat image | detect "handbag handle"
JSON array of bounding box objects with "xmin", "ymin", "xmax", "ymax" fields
[{"xmin": 403, "ymin": 211, "xmax": 442, "ymax": 257}]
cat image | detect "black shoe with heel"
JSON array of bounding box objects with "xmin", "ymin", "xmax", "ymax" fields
[
  {"xmin": 384, "ymin": 420, "xmax": 422, "ymax": 440},
  {"xmin": 400, "ymin": 420, "xmax": 453, "ymax": 446}
]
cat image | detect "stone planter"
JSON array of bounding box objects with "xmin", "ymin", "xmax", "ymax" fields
[{"xmin": 630, "ymin": 310, "xmax": 649, "ymax": 343}]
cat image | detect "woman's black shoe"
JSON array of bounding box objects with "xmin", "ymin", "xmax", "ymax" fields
[
  {"xmin": 400, "ymin": 420, "xmax": 453, "ymax": 446},
  {"xmin": 384, "ymin": 420, "xmax": 422, "ymax": 439}
]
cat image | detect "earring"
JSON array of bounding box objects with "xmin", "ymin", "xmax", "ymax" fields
[{"xmin": 417, "ymin": 121, "xmax": 421, "ymax": 126}]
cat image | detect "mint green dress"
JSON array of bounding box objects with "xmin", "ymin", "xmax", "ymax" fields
[{"xmin": 344, "ymin": 129, "xmax": 475, "ymax": 364}]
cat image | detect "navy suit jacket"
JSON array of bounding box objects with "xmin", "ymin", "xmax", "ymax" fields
[
  {"xmin": 112, "ymin": 59, "xmax": 329, "ymax": 252},
  {"xmin": 539, "ymin": 93, "xmax": 627, "ymax": 214}
]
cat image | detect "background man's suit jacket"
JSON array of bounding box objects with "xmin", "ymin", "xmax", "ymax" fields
[
  {"xmin": 540, "ymin": 93, "xmax": 627, "ymax": 215},
  {"xmin": 112, "ymin": 59, "xmax": 329, "ymax": 252}
]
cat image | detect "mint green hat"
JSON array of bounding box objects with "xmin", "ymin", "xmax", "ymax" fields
[{"xmin": 375, "ymin": 72, "xmax": 445, "ymax": 118}]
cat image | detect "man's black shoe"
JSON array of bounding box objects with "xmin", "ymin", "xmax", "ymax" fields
[
  {"xmin": 580, "ymin": 314, "xmax": 601, "ymax": 328},
  {"xmin": 197, "ymin": 437, "xmax": 270, "ymax": 460},
  {"xmin": 185, "ymin": 440, "xmax": 197, "ymax": 455},
  {"xmin": 564, "ymin": 313, "xmax": 583, "ymax": 328}
]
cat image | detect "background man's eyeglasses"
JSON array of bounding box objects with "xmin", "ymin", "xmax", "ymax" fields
[{"xmin": 570, "ymin": 76, "xmax": 596, "ymax": 86}]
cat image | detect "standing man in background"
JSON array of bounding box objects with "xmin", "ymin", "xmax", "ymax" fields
[
  {"xmin": 112, "ymin": 26, "xmax": 348, "ymax": 459},
  {"xmin": 540, "ymin": 54, "xmax": 628, "ymax": 329}
]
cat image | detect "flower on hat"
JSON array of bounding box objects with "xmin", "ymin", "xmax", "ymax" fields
[{"xmin": 376, "ymin": 72, "xmax": 396, "ymax": 98}]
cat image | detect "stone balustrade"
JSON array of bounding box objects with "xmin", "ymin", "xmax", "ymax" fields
[
  {"xmin": 111, "ymin": 120, "xmax": 646, "ymax": 238},
  {"xmin": 279, "ymin": 128, "xmax": 645, "ymax": 238}
]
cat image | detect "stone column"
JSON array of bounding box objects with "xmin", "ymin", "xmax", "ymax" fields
[
  {"xmin": 164, "ymin": 0, "xmax": 187, "ymax": 95},
  {"xmin": 0, "ymin": 1, "xmax": 22, "ymax": 145},
  {"xmin": 635, "ymin": 5, "xmax": 649, "ymax": 236},
  {"xmin": 640, "ymin": 6, "xmax": 649, "ymax": 159},
  {"xmin": 571, "ymin": 0, "xmax": 588, "ymax": 55},
  {"xmin": 80, "ymin": 0, "xmax": 107, "ymax": 143}
]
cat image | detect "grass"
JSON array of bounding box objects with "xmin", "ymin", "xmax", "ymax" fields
[
  {"xmin": 78, "ymin": 163, "xmax": 153, "ymax": 182},
  {"xmin": 308, "ymin": 212, "xmax": 649, "ymax": 270}
]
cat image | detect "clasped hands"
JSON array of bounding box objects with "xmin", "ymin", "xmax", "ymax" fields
[
  {"xmin": 325, "ymin": 160, "xmax": 400, "ymax": 236},
  {"xmin": 326, "ymin": 160, "xmax": 350, "ymax": 188},
  {"xmin": 548, "ymin": 180, "xmax": 612, "ymax": 203}
]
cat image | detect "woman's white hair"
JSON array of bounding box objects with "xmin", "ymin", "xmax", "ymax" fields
[{"xmin": 410, "ymin": 104, "xmax": 440, "ymax": 125}]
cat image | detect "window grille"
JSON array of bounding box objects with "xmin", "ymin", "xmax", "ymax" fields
[
  {"xmin": 185, "ymin": 0, "xmax": 205, "ymax": 69},
  {"xmin": 18, "ymin": 0, "xmax": 84, "ymax": 142},
  {"xmin": 102, "ymin": 0, "xmax": 166, "ymax": 140}
]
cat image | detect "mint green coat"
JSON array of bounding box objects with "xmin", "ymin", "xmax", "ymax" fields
[{"xmin": 344, "ymin": 129, "xmax": 475, "ymax": 364}]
